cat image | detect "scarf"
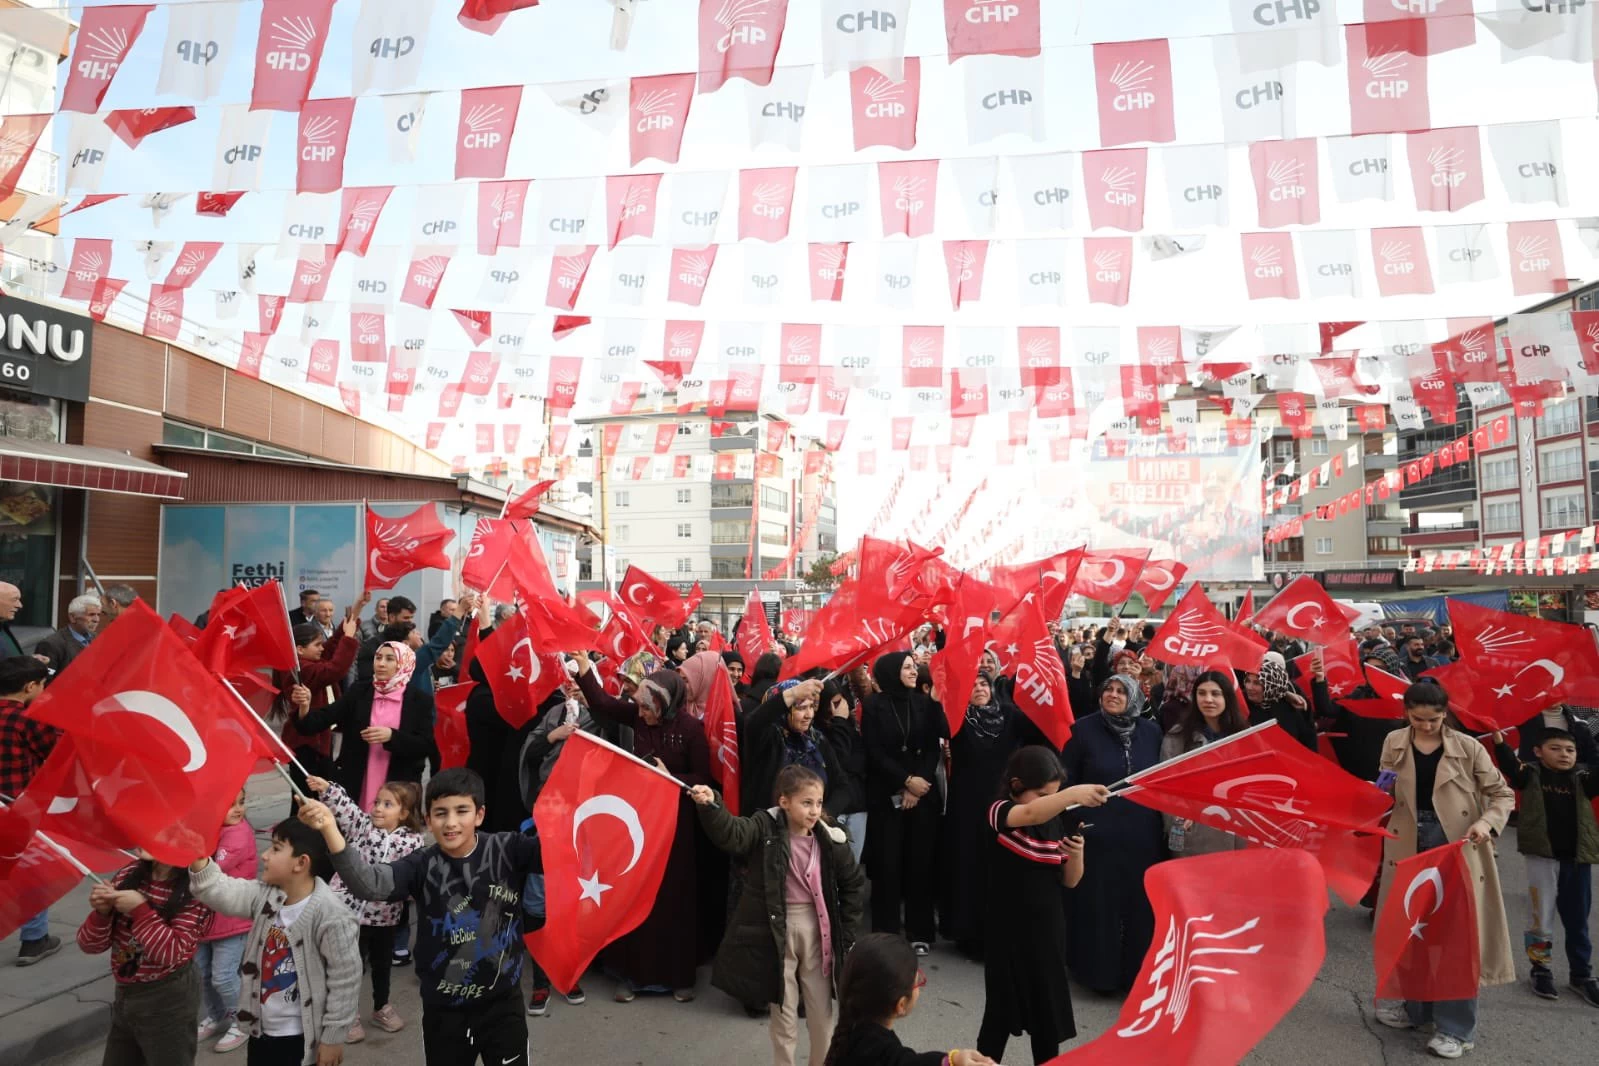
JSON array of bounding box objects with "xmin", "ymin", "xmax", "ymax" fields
[
  {"xmin": 637, "ymin": 669, "xmax": 685, "ymax": 721},
  {"xmin": 782, "ymin": 729, "xmax": 828, "ymax": 781},
  {"xmin": 964, "ymin": 698, "xmax": 1008, "ymax": 741},
  {"xmin": 679, "ymin": 651, "xmax": 724, "ymax": 719},
  {"xmin": 1259, "ymin": 657, "xmax": 1292, "ymax": 705},
  {"xmin": 1101, "ymin": 673, "xmax": 1145, "ymax": 739},
  {"xmin": 372, "ymin": 640, "xmax": 416, "ymax": 695}
]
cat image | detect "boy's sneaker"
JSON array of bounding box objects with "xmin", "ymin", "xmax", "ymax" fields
[
  {"xmin": 1374, "ymin": 1004, "xmax": 1414, "ymax": 1029},
  {"xmin": 565, "ymin": 985, "xmax": 586, "ymax": 1006},
  {"xmin": 528, "ymin": 988, "xmax": 551, "ymax": 1016},
  {"xmin": 911, "ymin": 941, "xmax": 930, "ymax": 957},
  {"xmin": 391, "ymin": 946, "xmax": 411, "ymax": 967},
  {"xmin": 196, "ymin": 1017, "xmax": 222, "ymax": 1042},
  {"xmin": 214, "ymin": 1026, "xmax": 247, "ymax": 1053},
  {"xmin": 1571, "ymin": 977, "xmax": 1599, "ymax": 1008},
  {"xmin": 1426, "ymin": 1034, "xmax": 1473, "ymax": 1059},
  {"xmin": 1532, "ymin": 969, "xmax": 1559, "ymax": 1000},
  {"xmin": 371, "ymin": 1005, "xmax": 404, "ymax": 1032},
  {"xmin": 346, "ymin": 1019, "xmax": 366, "ymax": 1044},
  {"xmin": 15, "ymin": 935, "xmax": 61, "ymax": 966}
]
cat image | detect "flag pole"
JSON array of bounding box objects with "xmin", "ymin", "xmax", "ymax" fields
[
  {"xmin": 568, "ymin": 728, "xmax": 690, "ymax": 792},
  {"xmin": 499, "ymin": 482, "xmax": 516, "ymax": 519},
  {"xmin": 1063, "ymin": 719, "xmax": 1282, "ymax": 810},
  {"xmin": 36, "ymin": 830, "xmax": 110, "ymax": 886},
  {"xmin": 219, "ymin": 676, "xmax": 313, "ymax": 783},
  {"xmin": 271, "ymin": 579, "xmax": 301, "ymax": 685}
]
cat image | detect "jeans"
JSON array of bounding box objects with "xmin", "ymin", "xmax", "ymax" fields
[
  {"xmin": 194, "ymin": 934, "xmax": 247, "ymax": 1024},
  {"xmin": 1525, "ymin": 854, "xmax": 1594, "ymax": 980},
  {"xmin": 836, "ymin": 812, "xmax": 867, "ymax": 864},
  {"xmin": 20, "ymin": 909, "xmax": 49, "ymax": 942},
  {"xmin": 1405, "ymin": 811, "xmax": 1478, "ymax": 1042}
]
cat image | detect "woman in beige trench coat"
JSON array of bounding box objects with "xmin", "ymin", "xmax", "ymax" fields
[{"xmin": 1372, "ymin": 682, "xmax": 1515, "ymax": 1060}]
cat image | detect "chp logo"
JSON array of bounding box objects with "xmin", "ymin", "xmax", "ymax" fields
[
  {"xmin": 1378, "ymin": 240, "xmax": 1415, "ymax": 275},
  {"xmin": 1143, "ymin": 334, "xmax": 1178, "ymax": 368},
  {"xmin": 813, "ymin": 244, "xmax": 847, "ymax": 283},
  {"xmin": 1093, "ymin": 248, "xmax": 1125, "ymax": 281},
  {"xmin": 749, "ymin": 181, "xmax": 790, "ymax": 220},
  {"xmin": 892, "ymin": 176, "xmax": 928, "ymax": 215},
  {"xmin": 676, "ymin": 252, "xmax": 713, "ymax": 288},
  {"xmin": 713, "ymin": 0, "xmax": 772, "ymax": 52},
  {"xmin": 1161, "ymin": 608, "xmax": 1224, "ymax": 660},
  {"xmin": 76, "ymin": 23, "xmax": 133, "ymax": 84},
  {"xmin": 299, "ymin": 114, "xmax": 340, "ymax": 162},
  {"xmin": 1116, "ymin": 912, "xmax": 1267, "ymax": 1039},
  {"xmin": 1107, "ymin": 58, "xmax": 1156, "ymax": 112},
  {"xmin": 1362, "ymin": 49, "xmax": 1410, "ymax": 99},
  {"xmin": 265, "ymin": 14, "xmax": 318, "ymax": 72},
  {"xmin": 1427, "ymin": 145, "xmax": 1469, "ymax": 188},
  {"xmin": 634, "ymin": 87, "xmax": 680, "ymax": 133},
  {"xmin": 835, "ymin": 8, "xmax": 898, "ymax": 32},
  {"xmin": 949, "ymin": 248, "xmax": 978, "ymax": 282},
  {"xmin": 1101, "ymin": 164, "xmax": 1139, "ymax": 206},
  {"xmin": 1265, "ymin": 158, "xmax": 1307, "ymax": 201},
  {"xmin": 860, "ymin": 74, "xmax": 907, "ymax": 118},
  {"xmin": 1513, "ymin": 234, "xmax": 1552, "ymax": 274},
  {"xmin": 461, "ymin": 102, "xmax": 506, "ymax": 151},
  {"xmin": 1250, "ymin": 243, "xmax": 1284, "ymax": 278},
  {"xmin": 554, "ymin": 252, "xmax": 589, "ymax": 290},
  {"xmin": 489, "ymin": 187, "xmax": 520, "ymax": 230}
]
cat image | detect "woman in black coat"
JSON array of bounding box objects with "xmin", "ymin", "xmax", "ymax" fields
[
  {"xmin": 294, "ymin": 641, "xmax": 435, "ymax": 801},
  {"xmin": 739, "ymin": 678, "xmax": 845, "ymax": 815},
  {"xmin": 1239, "ymin": 655, "xmax": 1317, "ymax": 752},
  {"xmin": 816, "ymin": 678, "xmax": 869, "ymax": 862},
  {"xmin": 1059, "ymin": 673, "xmax": 1165, "ymax": 994},
  {"xmin": 861, "ymin": 651, "xmax": 948, "ymax": 954}
]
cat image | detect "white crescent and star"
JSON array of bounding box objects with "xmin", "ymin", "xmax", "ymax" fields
[
  {"xmin": 1403, "ymin": 867, "xmax": 1445, "ymax": 939},
  {"xmin": 571, "ymin": 794, "xmax": 648, "ymax": 906},
  {"xmin": 368, "ymin": 549, "xmax": 398, "ymax": 585},
  {"xmin": 1284, "ymin": 603, "xmax": 1324, "ymax": 632},
  {"xmin": 508, "ymin": 637, "xmax": 533, "ymax": 682},
  {"xmin": 1511, "ymin": 658, "xmax": 1565, "ymax": 699},
  {"xmin": 623, "ymin": 583, "xmax": 651, "ymax": 608},
  {"xmin": 1145, "ymin": 566, "xmax": 1175, "ymax": 592},
  {"xmin": 95, "ymin": 690, "xmax": 208, "ymax": 772},
  {"xmin": 1088, "ymin": 559, "xmax": 1125, "ymax": 588}
]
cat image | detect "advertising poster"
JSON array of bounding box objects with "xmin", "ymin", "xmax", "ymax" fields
[
  {"xmin": 157, "ymin": 506, "xmax": 227, "ymax": 622},
  {"xmin": 224, "ymin": 505, "xmax": 292, "ymax": 591},
  {"xmin": 292, "ymin": 505, "xmax": 360, "ymax": 609}
]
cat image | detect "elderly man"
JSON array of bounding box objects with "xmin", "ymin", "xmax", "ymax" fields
[
  {"xmin": 35, "ymin": 594, "xmax": 101, "ymax": 673},
  {"xmin": 0, "ymin": 582, "xmax": 24, "ymax": 658},
  {"xmin": 99, "ymin": 584, "xmax": 138, "ymax": 624},
  {"xmin": 358, "ymin": 596, "xmax": 390, "ymax": 643},
  {"xmin": 314, "ymin": 598, "xmax": 336, "ymax": 640}
]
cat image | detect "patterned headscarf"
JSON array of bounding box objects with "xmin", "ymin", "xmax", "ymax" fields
[
  {"xmin": 373, "ymin": 641, "xmax": 416, "ymax": 696},
  {"xmin": 619, "ymin": 651, "xmax": 659, "ymax": 689},
  {"xmin": 637, "ymin": 668, "xmax": 685, "ymax": 721},
  {"xmin": 1258, "ymin": 656, "xmax": 1293, "ymax": 705},
  {"xmin": 1163, "ymin": 664, "xmax": 1203, "ymax": 703}
]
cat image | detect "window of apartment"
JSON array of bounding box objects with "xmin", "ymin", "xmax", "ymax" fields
[
  {"xmin": 614, "ymin": 525, "xmax": 630, "ymax": 543},
  {"xmin": 676, "ymin": 488, "xmax": 693, "ymax": 504},
  {"xmin": 1309, "ymin": 438, "xmax": 1329, "ymax": 456},
  {"xmin": 1542, "ymin": 489, "xmax": 1586, "ymax": 530},
  {"xmin": 676, "ymin": 558, "xmax": 693, "ymax": 573},
  {"xmin": 711, "ymin": 558, "xmax": 744, "ymax": 579},
  {"xmin": 1480, "ymin": 457, "xmax": 1517, "ymax": 492},
  {"xmin": 1483, "ymin": 499, "xmax": 1522, "ymax": 534},
  {"xmin": 711, "ymin": 520, "xmax": 748, "ymax": 544},
  {"xmin": 1535, "ymin": 398, "xmax": 1581, "ymax": 438},
  {"xmin": 678, "ymin": 422, "xmax": 694, "ymax": 435},
  {"xmin": 760, "ymin": 485, "xmax": 790, "ymax": 510},
  {"xmin": 1314, "ymin": 537, "xmax": 1334, "ymax": 555},
  {"xmin": 1538, "ymin": 444, "xmax": 1582, "ymax": 484},
  {"xmin": 614, "ymin": 490, "xmax": 630, "ymax": 508},
  {"xmin": 1270, "ymin": 439, "xmax": 1295, "ymax": 464},
  {"xmin": 712, "ymin": 484, "xmax": 754, "ymax": 507},
  {"xmin": 1367, "ymin": 537, "xmax": 1404, "ymax": 554},
  {"xmin": 760, "ymin": 521, "xmax": 787, "ymax": 547},
  {"xmin": 676, "ymin": 522, "xmax": 693, "ymax": 538}
]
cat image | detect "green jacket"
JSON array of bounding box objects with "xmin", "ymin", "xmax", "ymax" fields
[
  {"xmin": 696, "ymin": 801, "xmax": 866, "ymax": 1008},
  {"xmin": 1495, "ymin": 743, "xmax": 1599, "ymax": 864}
]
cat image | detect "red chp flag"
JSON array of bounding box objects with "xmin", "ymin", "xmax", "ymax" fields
[
  {"xmin": 928, "ymin": 577, "xmax": 1001, "ymax": 737},
  {"xmin": 2, "ymin": 736, "xmax": 133, "ymax": 864},
  {"xmin": 1148, "ymin": 583, "xmax": 1269, "ymax": 672},
  {"xmin": 456, "ymin": 85, "xmax": 522, "ymax": 180},
  {"xmin": 1444, "ymin": 599, "xmax": 1599, "ymax": 728},
  {"xmin": 251, "ymin": 0, "xmax": 336, "ymax": 112},
  {"xmin": 524, "ymin": 732, "xmax": 683, "ymax": 994},
  {"xmin": 0, "ymin": 829, "xmax": 93, "ymax": 940},
  {"xmin": 629, "ymin": 73, "xmax": 696, "ymax": 165},
  {"xmin": 1347, "ymin": 22, "xmax": 1429, "ymax": 136},
  {"xmin": 702, "ymin": 667, "xmax": 742, "ymax": 814},
  {"xmin": 991, "ymin": 595, "xmax": 1074, "ymax": 748},
  {"xmin": 192, "ymin": 581, "xmax": 299, "ymax": 677},
  {"xmin": 1249, "ymin": 575, "xmax": 1351, "ymax": 646},
  {"xmin": 1092, "ymin": 38, "xmax": 1174, "ymax": 147},
  {"xmin": 505, "ymin": 479, "xmax": 556, "ymax": 520},
  {"xmin": 945, "ymin": 0, "xmax": 1040, "ymax": 60},
  {"xmin": 1046, "ymin": 850, "xmax": 1327, "ymax": 1066},
  {"xmin": 25, "ymin": 601, "xmax": 263, "ymax": 865},
  {"xmin": 618, "ymin": 565, "xmax": 691, "ymax": 630},
  {"xmin": 776, "ymin": 573, "xmax": 921, "ymax": 683},
  {"xmin": 1374, "ymin": 840, "xmax": 1480, "ymax": 1001},
  {"xmin": 1072, "ymin": 548, "xmax": 1149, "ymax": 606},
  {"xmin": 475, "ymin": 611, "xmax": 560, "ymax": 729},
  {"xmin": 736, "ymin": 589, "xmax": 770, "ymax": 672},
  {"xmin": 1129, "ymin": 559, "xmax": 1187, "ymax": 614},
  {"xmin": 697, "ymin": 0, "xmax": 788, "ymax": 92},
  {"xmin": 365, "ymin": 502, "xmax": 456, "ymax": 591},
  {"xmin": 851, "ymin": 59, "xmax": 920, "ymax": 151},
  {"xmin": 61, "ymin": 5, "xmax": 153, "ymax": 113},
  {"xmin": 295, "ymin": 97, "xmax": 354, "ymax": 193}
]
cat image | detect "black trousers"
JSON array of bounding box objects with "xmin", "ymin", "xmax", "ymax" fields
[
  {"xmin": 866, "ymin": 797, "xmax": 939, "ymax": 943},
  {"xmin": 247, "ymin": 1035, "xmax": 304, "ymax": 1066},
  {"xmin": 977, "ymin": 1011, "xmax": 1058, "ymax": 1066},
  {"xmin": 420, "ymin": 993, "xmax": 529, "ymax": 1066},
  {"xmin": 361, "ymin": 924, "xmax": 396, "ymax": 1009}
]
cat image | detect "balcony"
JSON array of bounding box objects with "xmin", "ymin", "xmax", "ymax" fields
[
  {"xmin": 1401, "ymin": 522, "xmax": 1479, "ymax": 548},
  {"xmin": 709, "ymin": 433, "xmax": 757, "ymax": 452}
]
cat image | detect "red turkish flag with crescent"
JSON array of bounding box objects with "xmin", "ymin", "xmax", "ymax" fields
[
  {"xmin": 1250, "ymin": 575, "xmax": 1351, "ymax": 646},
  {"xmin": 1374, "ymin": 840, "xmax": 1480, "ymax": 1001},
  {"xmin": 1, "ymin": 736, "xmax": 134, "ymax": 866},
  {"xmin": 618, "ymin": 565, "xmax": 691, "ymax": 629},
  {"xmin": 192, "ymin": 581, "xmax": 299, "ymax": 677},
  {"xmin": 697, "ymin": 0, "xmax": 788, "ymax": 92},
  {"xmin": 1129, "ymin": 559, "xmax": 1187, "ymax": 614},
  {"xmin": 1045, "ymin": 849, "xmax": 1327, "ymax": 1065},
  {"xmin": 364, "ymin": 502, "xmax": 456, "ymax": 591},
  {"xmin": 928, "ymin": 577, "xmax": 1001, "ymax": 736},
  {"xmin": 1072, "ymin": 548, "xmax": 1149, "ymax": 606},
  {"xmin": 630, "ymin": 73, "xmax": 696, "ymax": 165},
  {"xmin": 989, "ymin": 548, "xmax": 1085, "ymax": 619},
  {"xmin": 474, "ymin": 611, "xmax": 559, "ymax": 729},
  {"xmin": 1293, "ymin": 639, "xmax": 1365, "ymax": 703},
  {"xmin": 24, "ymin": 602, "xmax": 263, "ymax": 866},
  {"xmin": 61, "ymin": 5, "xmax": 153, "ymax": 113},
  {"xmin": 990, "ymin": 595, "xmax": 1074, "ymax": 748},
  {"xmin": 251, "ymin": 0, "xmax": 336, "ymax": 112},
  {"xmin": 736, "ymin": 589, "xmax": 770, "ymax": 673},
  {"xmin": 1092, "ymin": 38, "xmax": 1174, "ymax": 147},
  {"xmin": 524, "ymin": 732, "xmax": 683, "ymax": 995},
  {"xmin": 433, "ymin": 683, "xmax": 475, "ymax": 770},
  {"xmin": 1147, "ymin": 583, "xmax": 1268, "ymax": 671}
]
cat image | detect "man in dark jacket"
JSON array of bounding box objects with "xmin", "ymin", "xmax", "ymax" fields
[
  {"xmin": 1399, "ymin": 635, "xmax": 1441, "ymax": 680},
  {"xmin": 288, "ymin": 587, "xmax": 320, "ymax": 629},
  {"xmin": 34, "ymin": 594, "xmax": 101, "ymax": 674}
]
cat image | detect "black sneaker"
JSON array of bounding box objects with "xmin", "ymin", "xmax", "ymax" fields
[
  {"xmin": 1532, "ymin": 969, "xmax": 1559, "ymax": 1000},
  {"xmin": 527, "ymin": 988, "xmax": 551, "ymax": 1016},
  {"xmin": 391, "ymin": 947, "xmax": 411, "ymax": 967},
  {"xmin": 564, "ymin": 985, "xmax": 586, "ymax": 1006},
  {"xmin": 15, "ymin": 935, "xmax": 61, "ymax": 966},
  {"xmin": 1571, "ymin": 977, "xmax": 1599, "ymax": 1008}
]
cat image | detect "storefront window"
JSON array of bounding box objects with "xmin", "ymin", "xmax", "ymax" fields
[{"xmin": 0, "ymin": 390, "xmax": 62, "ymax": 628}]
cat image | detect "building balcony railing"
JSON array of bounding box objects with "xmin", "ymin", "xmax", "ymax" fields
[{"xmin": 709, "ymin": 434, "xmax": 757, "ymax": 452}]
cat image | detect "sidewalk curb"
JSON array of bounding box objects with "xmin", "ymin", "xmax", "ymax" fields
[{"xmin": 2, "ymin": 971, "xmax": 114, "ymax": 1065}]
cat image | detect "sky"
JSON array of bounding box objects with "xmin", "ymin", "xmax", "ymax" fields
[{"xmin": 27, "ymin": 0, "xmax": 1599, "ymax": 563}]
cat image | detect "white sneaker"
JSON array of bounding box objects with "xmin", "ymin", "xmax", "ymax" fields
[
  {"xmin": 1374, "ymin": 1004, "xmax": 1413, "ymax": 1029},
  {"xmin": 1427, "ymin": 1034, "xmax": 1474, "ymax": 1059},
  {"xmin": 196, "ymin": 1017, "xmax": 222, "ymax": 1042}
]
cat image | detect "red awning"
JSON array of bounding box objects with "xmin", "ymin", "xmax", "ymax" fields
[{"xmin": 0, "ymin": 437, "xmax": 186, "ymax": 499}]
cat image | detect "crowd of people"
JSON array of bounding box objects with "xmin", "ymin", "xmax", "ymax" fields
[{"xmin": 2, "ymin": 576, "xmax": 1597, "ymax": 1066}]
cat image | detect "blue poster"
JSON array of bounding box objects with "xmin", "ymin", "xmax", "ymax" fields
[
  {"xmin": 225, "ymin": 506, "xmax": 293, "ymax": 591},
  {"xmin": 293, "ymin": 505, "xmax": 359, "ymax": 611},
  {"xmin": 157, "ymin": 506, "xmax": 226, "ymax": 622}
]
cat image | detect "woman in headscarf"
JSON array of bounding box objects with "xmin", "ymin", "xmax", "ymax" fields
[
  {"xmin": 1156, "ymin": 664, "xmax": 1202, "ymax": 733},
  {"xmin": 294, "ymin": 641, "xmax": 435, "ymax": 805},
  {"xmin": 940, "ymin": 674, "xmax": 1046, "ymax": 957},
  {"xmin": 1240, "ymin": 654, "xmax": 1317, "ymax": 752},
  {"xmin": 675, "ymin": 650, "xmax": 735, "ymax": 960},
  {"xmin": 1158, "ymin": 670, "xmax": 1252, "ymax": 857},
  {"xmin": 571, "ymin": 651, "xmax": 713, "ymax": 1003},
  {"xmin": 861, "ymin": 651, "xmax": 948, "ymax": 955},
  {"xmin": 1315, "ymin": 642, "xmax": 1411, "ymax": 785},
  {"xmin": 1059, "ymin": 674, "xmax": 1165, "ymax": 994},
  {"xmin": 678, "ymin": 649, "xmax": 724, "ymax": 720}
]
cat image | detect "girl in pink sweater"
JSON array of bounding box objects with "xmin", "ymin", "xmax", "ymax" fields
[{"xmin": 194, "ymin": 789, "xmax": 258, "ymax": 1053}]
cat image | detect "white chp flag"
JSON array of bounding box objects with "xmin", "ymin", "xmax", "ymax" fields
[
  {"xmin": 1013, "ymin": 239, "xmax": 1067, "ymax": 306},
  {"xmin": 832, "ymin": 324, "xmax": 881, "ymax": 386},
  {"xmin": 608, "ymin": 244, "xmax": 654, "ymax": 307},
  {"xmin": 806, "ymin": 164, "xmax": 871, "ymax": 244},
  {"xmin": 665, "ymin": 170, "xmax": 729, "ymax": 246},
  {"xmin": 348, "ymin": 255, "xmax": 395, "ymax": 307},
  {"xmin": 963, "ymin": 54, "xmax": 1045, "ymax": 146},
  {"xmin": 1326, "ymin": 134, "xmax": 1393, "ymax": 204},
  {"xmin": 536, "ymin": 177, "xmax": 598, "ymax": 243},
  {"xmin": 141, "ymin": 194, "xmax": 187, "ymax": 229},
  {"xmin": 746, "ymin": 65, "xmax": 813, "ymax": 151},
  {"xmin": 818, "ymin": 0, "xmax": 910, "ymax": 80},
  {"xmin": 1007, "ymin": 152, "xmax": 1076, "ymax": 233},
  {"xmin": 383, "ymin": 92, "xmax": 430, "ymax": 163},
  {"xmin": 157, "ymin": 0, "xmax": 240, "ymax": 100},
  {"xmin": 477, "ymin": 248, "xmax": 529, "ymax": 305},
  {"xmin": 1299, "ymin": 229, "xmax": 1361, "ymax": 299},
  {"xmin": 137, "ymin": 240, "xmax": 172, "ymax": 281},
  {"xmin": 493, "ymin": 312, "xmax": 531, "ymax": 357},
  {"xmin": 1227, "ymin": 0, "xmax": 1340, "ymax": 68},
  {"xmin": 1145, "ymin": 235, "xmax": 1205, "ymax": 262},
  {"xmin": 1389, "ymin": 383, "xmax": 1424, "ymax": 431},
  {"xmin": 214, "ymin": 289, "xmax": 242, "ymax": 320},
  {"xmin": 541, "ymin": 79, "xmax": 627, "ymax": 135},
  {"xmin": 0, "ymin": 194, "xmax": 63, "ymax": 246},
  {"xmin": 410, "ymin": 183, "xmax": 471, "ymax": 247},
  {"xmin": 237, "ymin": 243, "xmax": 264, "ymax": 295},
  {"xmin": 1163, "ymin": 143, "xmax": 1230, "ymax": 229},
  {"xmin": 1480, "ymin": 7, "xmax": 1594, "ymax": 62},
  {"xmin": 1488, "ymin": 122, "xmax": 1567, "ymax": 206},
  {"xmin": 602, "ymin": 316, "xmax": 645, "ymax": 379},
  {"xmin": 1068, "ymin": 326, "xmax": 1120, "ymax": 371},
  {"xmin": 741, "ymin": 242, "xmax": 788, "ymax": 305},
  {"xmin": 876, "ymin": 241, "xmax": 918, "ymax": 308},
  {"xmin": 1212, "ymin": 36, "xmax": 1298, "ymax": 144},
  {"xmin": 947, "ymin": 155, "xmax": 1000, "ymax": 236},
  {"xmin": 276, "ymin": 193, "xmax": 337, "ymax": 258},
  {"xmin": 351, "ymin": 0, "xmax": 431, "ymax": 94},
  {"xmin": 64, "ymin": 114, "xmax": 112, "ymax": 192},
  {"xmin": 212, "ymin": 104, "xmax": 272, "ymax": 191},
  {"xmin": 1434, "ymin": 224, "xmax": 1499, "ymax": 285}
]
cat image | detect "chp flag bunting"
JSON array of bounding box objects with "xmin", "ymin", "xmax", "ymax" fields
[
  {"xmin": 1148, "ymin": 584, "xmax": 1269, "ymax": 672},
  {"xmin": 1373, "ymin": 840, "xmax": 1481, "ymax": 1001},
  {"xmin": 364, "ymin": 502, "xmax": 456, "ymax": 591},
  {"xmin": 61, "ymin": 5, "xmax": 153, "ymax": 114},
  {"xmin": 24, "ymin": 601, "xmax": 264, "ymax": 866},
  {"xmin": 1249, "ymin": 575, "xmax": 1351, "ymax": 646},
  {"xmin": 1444, "ymin": 599, "xmax": 1599, "ymax": 726},
  {"xmin": 524, "ymin": 731, "xmax": 683, "ymax": 995},
  {"xmin": 251, "ymin": 0, "xmax": 337, "ymax": 112},
  {"xmin": 1045, "ymin": 850, "xmax": 1327, "ymax": 1065},
  {"xmin": 697, "ymin": 0, "xmax": 789, "ymax": 93}
]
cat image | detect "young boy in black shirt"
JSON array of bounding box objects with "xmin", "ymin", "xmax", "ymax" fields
[{"xmin": 299, "ymin": 767, "xmax": 541, "ymax": 1064}]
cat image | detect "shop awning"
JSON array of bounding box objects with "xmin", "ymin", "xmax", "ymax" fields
[{"xmin": 0, "ymin": 438, "xmax": 187, "ymax": 499}]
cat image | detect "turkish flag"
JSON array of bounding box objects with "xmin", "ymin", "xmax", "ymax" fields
[
  {"xmin": 1442, "ymin": 600, "xmax": 1599, "ymax": 727},
  {"xmin": 475, "ymin": 611, "xmax": 560, "ymax": 729},
  {"xmin": 524, "ymin": 732, "xmax": 682, "ymax": 995},
  {"xmin": 461, "ymin": 516, "xmax": 528, "ymax": 600},
  {"xmin": 928, "ymin": 577, "xmax": 1001, "ymax": 736},
  {"xmin": 509, "ymin": 539, "xmax": 601, "ymax": 650},
  {"xmin": 365, "ymin": 502, "xmax": 456, "ymax": 591},
  {"xmin": 618, "ymin": 565, "xmax": 691, "ymax": 630},
  {"xmin": 1129, "ymin": 559, "xmax": 1187, "ymax": 614},
  {"xmin": 25, "ymin": 602, "xmax": 262, "ymax": 865},
  {"xmin": 776, "ymin": 572, "xmax": 923, "ymax": 682},
  {"xmin": 1292, "ymin": 640, "xmax": 1364, "ymax": 702},
  {"xmin": 1, "ymin": 737, "xmax": 134, "ymax": 867},
  {"xmin": 736, "ymin": 589, "xmax": 770, "ymax": 673},
  {"xmin": 433, "ymin": 683, "xmax": 475, "ymax": 770},
  {"xmin": 990, "ymin": 548, "xmax": 1086, "ymax": 618},
  {"xmin": 192, "ymin": 581, "xmax": 298, "ymax": 677},
  {"xmin": 505, "ymin": 480, "xmax": 556, "ymax": 520},
  {"xmin": 702, "ymin": 668, "xmax": 742, "ymax": 815},
  {"xmin": 1250, "ymin": 575, "xmax": 1351, "ymax": 646},
  {"xmin": 1374, "ymin": 840, "xmax": 1480, "ymax": 1001},
  {"xmin": 1148, "ymin": 584, "xmax": 1269, "ymax": 672},
  {"xmin": 990, "ymin": 596, "xmax": 1074, "ymax": 748},
  {"xmin": 1072, "ymin": 548, "xmax": 1150, "ymax": 606},
  {"xmin": 1045, "ymin": 849, "xmax": 1327, "ymax": 1065},
  {"xmin": 591, "ymin": 595, "xmax": 659, "ymax": 664},
  {"xmin": 1238, "ymin": 589, "xmax": 1256, "ymax": 623}
]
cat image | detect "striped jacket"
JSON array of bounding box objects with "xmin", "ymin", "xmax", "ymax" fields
[{"xmin": 76, "ymin": 863, "xmax": 211, "ymax": 983}]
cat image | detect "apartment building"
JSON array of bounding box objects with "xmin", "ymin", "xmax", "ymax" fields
[{"xmin": 1261, "ymin": 428, "xmax": 1406, "ymax": 570}]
